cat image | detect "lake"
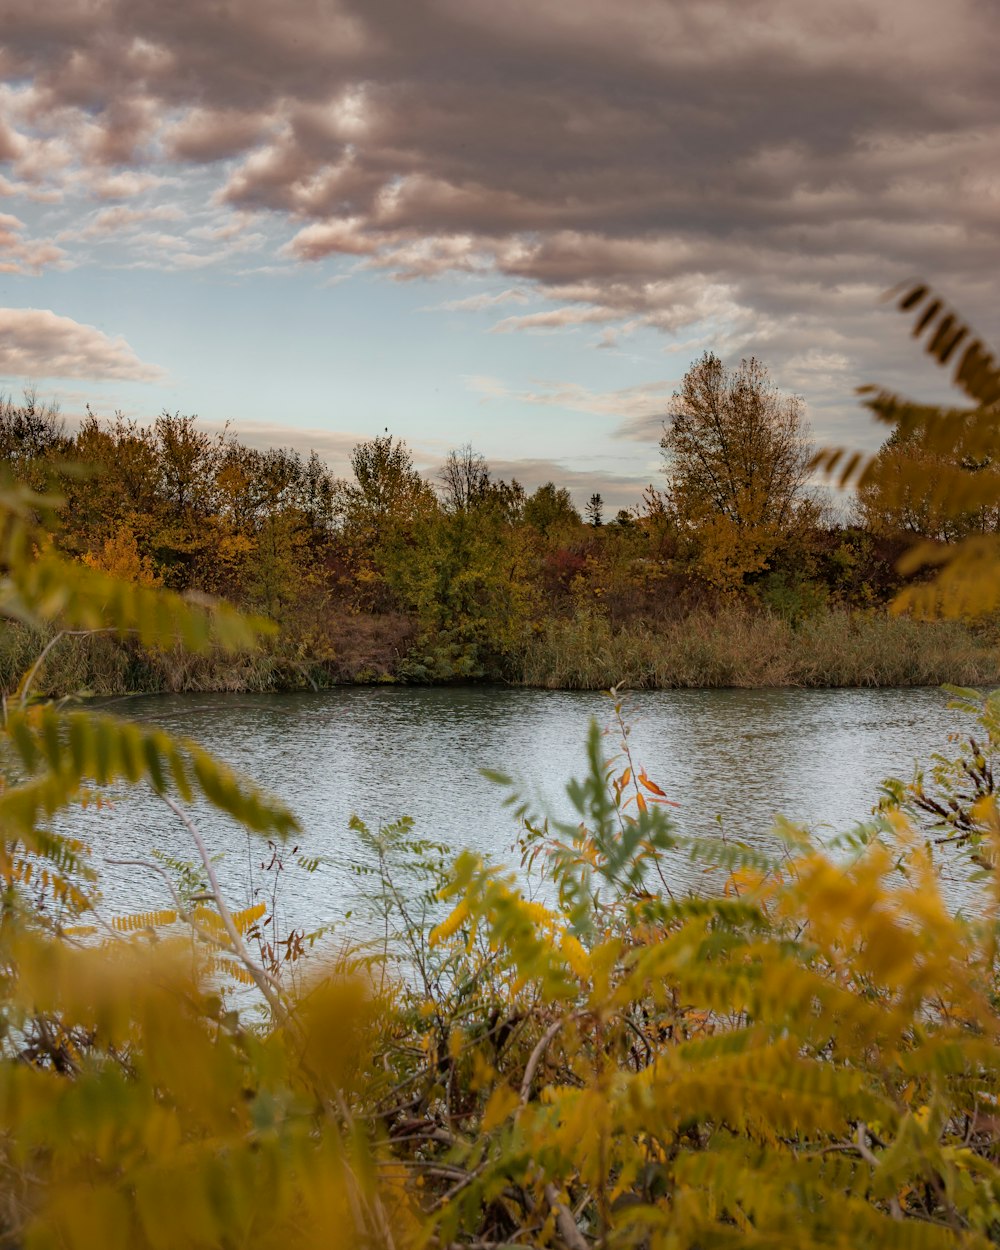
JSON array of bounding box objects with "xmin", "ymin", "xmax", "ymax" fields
[{"xmin": 70, "ymin": 685, "xmax": 974, "ymax": 934}]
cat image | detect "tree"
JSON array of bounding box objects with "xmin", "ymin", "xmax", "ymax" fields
[
  {"xmin": 585, "ymin": 492, "xmax": 604, "ymax": 527},
  {"xmin": 338, "ymin": 434, "xmax": 431, "ymax": 533},
  {"xmin": 0, "ymin": 389, "xmax": 67, "ymax": 485},
  {"xmin": 816, "ymin": 282, "xmax": 1000, "ymax": 618},
  {"xmin": 440, "ymin": 444, "xmax": 492, "ymax": 513},
  {"xmin": 856, "ymin": 421, "xmax": 1000, "ymax": 542},
  {"xmin": 661, "ymin": 353, "xmax": 813, "ymax": 590},
  {"xmin": 154, "ymin": 412, "xmax": 225, "ymax": 517},
  {"xmin": 661, "ymin": 353, "xmax": 810, "ymax": 532},
  {"xmin": 523, "ymin": 482, "xmax": 581, "ymax": 537}
]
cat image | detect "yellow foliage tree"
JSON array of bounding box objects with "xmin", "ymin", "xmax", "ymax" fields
[
  {"xmin": 661, "ymin": 353, "xmax": 814, "ymax": 589},
  {"xmin": 81, "ymin": 521, "xmax": 162, "ymax": 586}
]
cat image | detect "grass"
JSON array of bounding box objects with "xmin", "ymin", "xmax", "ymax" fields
[
  {"xmin": 515, "ymin": 607, "xmax": 1000, "ymax": 690},
  {"xmin": 2, "ymin": 606, "xmax": 997, "ymax": 697}
]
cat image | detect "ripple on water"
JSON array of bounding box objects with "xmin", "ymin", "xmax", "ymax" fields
[{"xmin": 60, "ymin": 685, "xmax": 970, "ymax": 931}]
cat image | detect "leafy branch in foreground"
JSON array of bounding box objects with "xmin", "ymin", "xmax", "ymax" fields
[
  {"xmin": 365, "ymin": 699, "xmax": 1000, "ymax": 1249},
  {"xmin": 811, "ymin": 283, "xmax": 1000, "ymax": 618}
]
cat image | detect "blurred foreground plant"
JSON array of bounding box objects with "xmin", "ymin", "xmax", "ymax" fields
[
  {"xmin": 815, "ymin": 283, "xmax": 1000, "ymax": 619},
  {"xmin": 0, "ymin": 473, "xmax": 409, "ymax": 1250}
]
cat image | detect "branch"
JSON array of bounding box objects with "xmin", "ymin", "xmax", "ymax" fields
[
  {"xmin": 544, "ymin": 1183, "xmax": 590, "ymax": 1250},
  {"xmin": 520, "ymin": 1018, "xmax": 564, "ymax": 1105},
  {"xmin": 159, "ymin": 793, "xmax": 288, "ymax": 1022},
  {"xmin": 856, "ymin": 1123, "xmax": 902, "ymax": 1220}
]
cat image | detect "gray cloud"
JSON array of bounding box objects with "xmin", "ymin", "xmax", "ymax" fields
[
  {"xmin": 487, "ymin": 458, "xmax": 653, "ymax": 512},
  {"xmin": 2, "ymin": 0, "xmax": 998, "ymax": 430},
  {"xmin": 0, "ymin": 308, "xmax": 167, "ymax": 381}
]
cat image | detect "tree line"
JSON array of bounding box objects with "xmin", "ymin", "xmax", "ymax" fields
[{"xmin": 0, "ymin": 351, "xmax": 984, "ymax": 686}]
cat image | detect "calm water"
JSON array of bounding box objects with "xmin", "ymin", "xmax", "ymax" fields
[{"xmin": 70, "ymin": 686, "xmax": 972, "ymax": 931}]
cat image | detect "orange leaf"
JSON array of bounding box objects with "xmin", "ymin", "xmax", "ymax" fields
[{"xmin": 638, "ymin": 772, "xmax": 666, "ymax": 797}]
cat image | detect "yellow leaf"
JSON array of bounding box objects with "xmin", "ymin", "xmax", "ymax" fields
[
  {"xmin": 482, "ymin": 1084, "xmax": 520, "ymax": 1133},
  {"xmin": 429, "ymin": 899, "xmax": 469, "ymax": 946}
]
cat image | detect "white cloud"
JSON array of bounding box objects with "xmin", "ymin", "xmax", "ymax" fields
[
  {"xmin": 0, "ymin": 212, "xmax": 67, "ymax": 274},
  {"xmin": 466, "ymin": 374, "xmax": 676, "ymax": 425},
  {"xmin": 0, "ymin": 309, "xmax": 166, "ymax": 382},
  {"xmin": 422, "ymin": 287, "xmax": 530, "ymax": 313},
  {"xmin": 491, "ymin": 305, "xmax": 621, "ymax": 334}
]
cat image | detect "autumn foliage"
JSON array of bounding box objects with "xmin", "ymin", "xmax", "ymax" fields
[
  {"xmin": 0, "ymin": 288, "xmax": 998, "ymax": 1246},
  {"xmin": 0, "ymin": 367, "xmax": 982, "ymax": 696}
]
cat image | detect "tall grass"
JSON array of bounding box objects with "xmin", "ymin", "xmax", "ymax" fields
[
  {"xmin": 0, "ymin": 626, "xmax": 284, "ymax": 698},
  {"xmin": 3, "ymin": 607, "xmax": 996, "ymax": 696},
  {"xmin": 516, "ymin": 607, "xmax": 1000, "ymax": 689}
]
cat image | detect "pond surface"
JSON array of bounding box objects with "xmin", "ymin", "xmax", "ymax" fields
[{"xmin": 71, "ymin": 685, "xmax": 974, "ymax": 933}]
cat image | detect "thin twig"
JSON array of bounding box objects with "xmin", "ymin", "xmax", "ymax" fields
[
  {"xmin": 856, "ymin": 1123, "xmax": 902, "ymax": 1220},
  {"xmin": 159, "ymin": 793, "xmax": 288, "ymax": 1021},
  {"xmin": 429, "ymin": 1158, "xmax": 492, "ymax": 1212}
]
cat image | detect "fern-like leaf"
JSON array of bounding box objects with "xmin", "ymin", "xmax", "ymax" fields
[{"xmin": 892, "ymin": 282, "xmax": 1000, "ymax": 408}]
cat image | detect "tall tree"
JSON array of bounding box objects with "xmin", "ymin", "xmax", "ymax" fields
[
  {"xmin": 659, "ymin": 354, "xmax": 813, "ymax": 590},
  {"xmin": 661, "ymin": 353, "xmax": 810, "ymax": 532}
]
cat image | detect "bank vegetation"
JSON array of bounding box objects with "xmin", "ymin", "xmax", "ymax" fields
[{"xmin": 4, "ymin": 331, "xmax": 1000, "ymax": 695}]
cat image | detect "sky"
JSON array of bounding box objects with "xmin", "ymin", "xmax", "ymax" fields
[{"xmin": 1, "ymin": 0, "xmax": 998, "ymax": 509}]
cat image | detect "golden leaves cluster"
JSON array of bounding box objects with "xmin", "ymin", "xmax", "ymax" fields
[{"xmin": 813, "ymin": 284, "xmax": 1000, "ymax": 619}]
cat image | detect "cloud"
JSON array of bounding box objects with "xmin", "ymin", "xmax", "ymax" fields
[
  {"xmin": 466, "ymin": 374, "xmax": 676, "ymax": 426},
  {"xmin": 487, "ymin": 458, "xmax": 653, "ymax": 511},
  {"xmin": 0, "ymin": 213, "xmax": 67, "ymax": 274},
  {"xmin": 59, "ymin": 203, "xmax": 185, "ymax": 240},
  {"xmin": 164, "ymin": 109, "xmax": 270, "ymax": 163},
  {"xmin": 0, "ymin": 309, "xmax": 167, "ymax": 382},
  {"xmin": 422, "ymin": 286, "xmax": 529, "ymax": 312},
  {"xmin": 55, "ymin": 202, "xmax": 270, "ymax": 270},
  {"xmin": 282, "ymin": 217, "xmax": 379, "ymax": 260},
  {"xmin": 491, "ymin": 304, "xmax": 621, "ymax": 334},
  {"xmin": 2, "ymin": 0, "xmax": 998, "ymax": 431},
  {"xmin": 86, "ymin": 171, "xmax": 173, "ymax": 201}
]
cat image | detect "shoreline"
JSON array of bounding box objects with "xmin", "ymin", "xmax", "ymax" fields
[{"xmin": 3, "ymin": 604, "xmax": 998, "ymax": 700}]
